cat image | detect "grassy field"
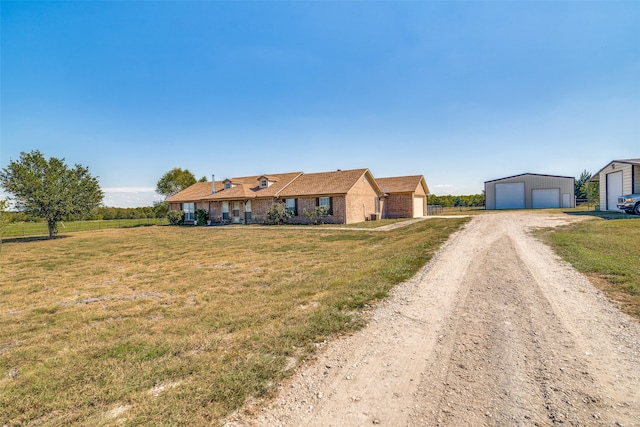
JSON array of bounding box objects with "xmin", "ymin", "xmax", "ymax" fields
[
  {"xmin": 2, "ymin": 218, "xmax": 169, "ymax": 240},
  {"xmin": 536, "ymin": 216, "xmax": 640, "ymax": 319},
  {"xmin": 0, "ymin": 218, "xmax": 468, "ymax": 426}
]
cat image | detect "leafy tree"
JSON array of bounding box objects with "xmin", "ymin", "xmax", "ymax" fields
[
  {"xmin": 575, "ymin": 170, "xmax": 592, "ymax": 199},
  {"xmin": 198, "ymin": 176, "xmax": 208, "ymax": 183},
  {"xmin": 0, "ymin": 199, "xmax": 10, "ymax": 239},
  {"xmin": 0, "ymin": 150, "xmax": 103, "ymax": 238},
  {"xmin": 156, "ymin": 168, "xmax": 197, "ymax": 199},
  {"xmin": 153, "ymin": 201, "xmax": 169, "ymax": 218},
  {"xmin": 583, "ymin": 180, "xmax": 599, "ymax": 207}
]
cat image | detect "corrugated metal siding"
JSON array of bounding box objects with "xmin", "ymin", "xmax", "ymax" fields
[
  {"xmin": 599, "ymin": 163, "xmax": 633, "ymax": 209},
  {"xmin": 485, "ymin": 174, "xmax": 575, "ymax": 209},
  {"xmin": 624, "ymin": 165, "xmax": 633, "ymax": 194},
  {"xmin": 485, "ymin": 182, "xmax": 496, "ymax": 209},
  {"xmin": 634, "ymin": 165, "xmax": 640, "ymax": 193}
]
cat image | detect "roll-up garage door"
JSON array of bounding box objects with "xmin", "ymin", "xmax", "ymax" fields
[
  {"xmin": 495, "ymin": 182, "xmax": 525, "ymax": 209},
  {"xmin": 532, "ymin": 189, "xmax": 560, "ymax": 208},
  {"xmin": 606, "ymin": 171, "xmax": 623, "ymax": 211}
]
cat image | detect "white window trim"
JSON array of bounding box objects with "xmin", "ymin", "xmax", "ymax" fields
[
  {"xmin": 183, "ymin": 202, "xmax": 195, "ymax": 221},
  {"xmin": 222, "ymin": 201, "xmax": 229, "ymax": 220}
]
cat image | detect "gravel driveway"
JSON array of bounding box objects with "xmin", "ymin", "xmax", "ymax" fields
[{"xmin": 226, "ymin": 212, "xmax": 640, "ymax": 426}]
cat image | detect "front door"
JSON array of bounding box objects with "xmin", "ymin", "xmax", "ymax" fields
[
  {"xmin": 232, "ymin": 201, "xmax": 241, "ymax": 223},
  {"xmin": 244, "ymin": 200, "xmax": 252, "ymax": 223}
]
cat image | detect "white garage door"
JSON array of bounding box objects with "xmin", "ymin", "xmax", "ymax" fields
[
  {"xmin": 495, "ymin": 182, "xmax": 525, "ymax": 209},
  {"xmin": 413, "ymin": 196, "xmax": 424, "ymax": 218},
  {"xmin": 532, "ymin": 189, "xmax": 560, "ymax": 209},
  {"xmin": 606, "ymin": 171, "xmax": 623, "ymax": 211}
]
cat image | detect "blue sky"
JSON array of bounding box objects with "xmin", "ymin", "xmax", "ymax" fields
[{"xmin": 2, "ymin": 1, "xmax": 639, "ymax": 207}]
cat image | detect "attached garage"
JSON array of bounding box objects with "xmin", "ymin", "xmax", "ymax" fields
[
  {"xmin": 376, "ymin": 175, "xmax": 430, "ymax": 218},
  {"xmin": 485, "ymin": 173, "xmax": 575, "ymax": 210}
]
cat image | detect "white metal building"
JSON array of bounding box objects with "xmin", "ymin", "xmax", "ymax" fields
[
  {"xmin": 589, "ymin": 159, "xmax": 640, "ymax": 211},
  {"xmin": 485, "ymin": 173, "xmax": 575, "ymax": 210}
]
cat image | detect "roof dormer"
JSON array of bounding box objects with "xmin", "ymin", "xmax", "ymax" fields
[
  {"xmin": 258, "ymin": 175, "xmax": 279, "ymax": 189},
  {"xmin": 223, "ymin": 178, "xmax": 235, "ymax": 190}
]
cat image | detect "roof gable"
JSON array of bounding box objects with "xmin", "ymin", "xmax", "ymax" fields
[
  {"xmin": 166, "ymin": 181, "xmax": 218, "ymax": 203},
  {"xmin": 377, "ymin": 175, "xmax": 429, "ymax": 195},
  {"xmin": 590, "ymin": 159, "xmax": 640, "ymax": 182},
  {"xmin": 279, "ymin": 168, "xmax": 382, "ymax": 197},
  {"xmin": 485, "ymin": 173, "xmax": 574, "ymax": 184}
]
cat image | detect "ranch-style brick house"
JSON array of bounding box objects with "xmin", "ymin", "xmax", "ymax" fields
[{"xmin": 167, "ymin": 168, "xmax": 430, "ymax": 225}]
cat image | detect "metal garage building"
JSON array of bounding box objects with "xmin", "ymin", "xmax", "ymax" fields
[
  {"xmin": 589, "ymin": 158, "xmax": 640, "ymax": 211},
  {"xmin": 485, "ymin": 173, "xmax": 575, "ymax": 210}
]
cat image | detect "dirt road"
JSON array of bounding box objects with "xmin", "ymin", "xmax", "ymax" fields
[{"xmin": 226, "ymin": 212, "xmax": 640, "ymax": 426}]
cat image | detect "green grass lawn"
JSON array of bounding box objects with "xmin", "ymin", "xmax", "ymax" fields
[
  {"xmin": 2, "ymin": 218, "xmax": 169, "ymax": 240},
  {"xmin": 536, "ymin": 217, "xmax": 640, "ymax": 318},
  {"xmin": 0, "ymin": 218, "xmax": 468, "ymax": 426}
]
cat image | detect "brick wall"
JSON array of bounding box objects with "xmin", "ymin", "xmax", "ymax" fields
[
  {"xmin": 384, "ymin": 193, "xmax": 414, "ymax": 218},
  {"xmin": 281, "ymin": 196, "xmax": 346, "ymax": 224},
  {"xmin": 252, "ymin": 199, "xmax": 276, "ymax": 224},
  {"xmin": 345, "ymin": 174, "xmax": 380, "ymax": 224},
  {"xmin": 207, "ymin": 202, "xmax": 221, "ymax": 222}
]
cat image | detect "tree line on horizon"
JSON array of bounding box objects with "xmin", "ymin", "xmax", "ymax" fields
[
  {"xmin": 428, "ymin": 193, "xmax": 485, "ymax": 208},
  {"xmin": 1, "ymin": 204, "xmax": 170, "ymax": 224}
]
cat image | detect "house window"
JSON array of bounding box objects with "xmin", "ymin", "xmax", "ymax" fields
[
  {"xmin": 183, "ymin": 202, "xmax": 195, "ymax": 221},
  {"xmin": 245, "ymin": 200, "xmax": 252, "ymax": 222},
  {"xmin": 260, "ymin": 179, "xmax": 268, "ymax": 188},
  {"xmin": 317, "ymin": 196, "xmax": 332, "ymax": 215},
  {"xmin": 222, "ymin": 201, "xmax": 229, "ymax": 220},
  {"xmin": 317, "ymin": 197, "xmax": 332, "ymax": 215},
  {"xmin": 224, "ymin": 182, "xmax": 231, "ymax": 190},
  {"xmin": 285, "ymin": 198, "xmax": 297, "ymax": 215}
]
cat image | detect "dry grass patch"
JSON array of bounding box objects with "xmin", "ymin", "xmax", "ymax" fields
[
  {"xmin": 323, "ymin": 218, "xmax": 411, "ymax": 228},
  {"xmin": 0, "ymin": 219, "xmax": 468, "ymax": 425}
]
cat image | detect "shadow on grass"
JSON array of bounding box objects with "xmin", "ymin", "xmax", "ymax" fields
[
  {"xmin": 563, "ymin": 210, "xmax": 640, "ymax": 220},
  {"xmin": 1, "ymin": 235, "xmax": 70, "ymax": 244}
]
